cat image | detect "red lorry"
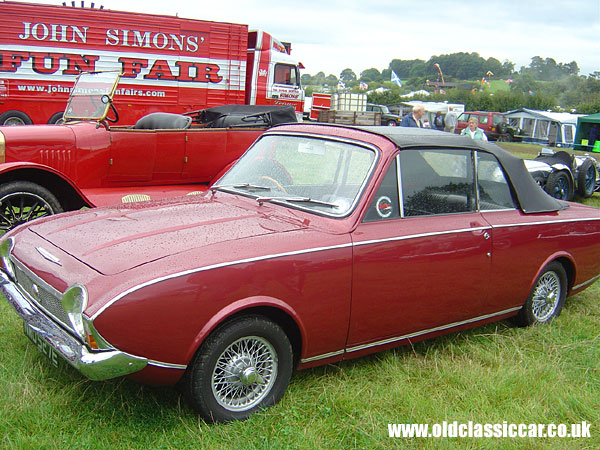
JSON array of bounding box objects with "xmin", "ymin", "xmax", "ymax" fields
[{"xmin": 0, "ymin": 1, "xmax": 304, "ymax": 125}]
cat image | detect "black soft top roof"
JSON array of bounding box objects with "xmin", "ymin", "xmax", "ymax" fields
[
  {"xmin": 192, "ymin": 105, "xmax": 297, "ymax": 128},
  {"xmin": 362, "ymin": 126, "xmax": 564, "ymax": 214},
  {"xmin": 273, "ymin": 124, "xmax": 565, "ymax": 214}
]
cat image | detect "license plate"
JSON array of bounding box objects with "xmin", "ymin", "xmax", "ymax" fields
[{"xmin": 23, "ymin": 322, "xmax": 60, "ymax": 367}]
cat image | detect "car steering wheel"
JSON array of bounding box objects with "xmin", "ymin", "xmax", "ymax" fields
[{"xmin": 260, "ymin": 176, "xmax": 287, "ymax": 193}]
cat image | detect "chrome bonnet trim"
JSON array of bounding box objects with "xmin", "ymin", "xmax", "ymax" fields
[{"xmin": 96, "ymin": 214, "xmax": 600, "ymax": 319}]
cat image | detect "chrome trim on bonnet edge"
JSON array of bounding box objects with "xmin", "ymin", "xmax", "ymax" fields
[
  {"xmin": 94, "ymin": 226, "xmax": 488, "ymax": 320},
  {"xmin": 300, "ymin": 306, "xmax": 522, "ymax": 363},
  {"xmin": 572, "ymin": 274, "xmax": 600, "ymax": 291},
  {"xmin": 94, "ymin": 215, "xmax": 599, "ymax": 320},
  {"xmin": 0, "ymin": 270, "xmax": 148, "ymax": 380}
]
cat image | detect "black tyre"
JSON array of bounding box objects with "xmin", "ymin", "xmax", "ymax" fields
[
  {"xmin": 182, "ymin": 315, "xmax": 293, "ymax": 422},
  {"xmin": 0, "ymin": 181, "xmax": 63, "ymax": 234},
  {"xmin": 544, "ymin": 170, "xmax": 573, "ymax": 201},
  {"xmin": 386, "ymin": 120, "xmax": 397, "ymax": 126},
  {"xmin": 0, "ymin": 110, "xmax": 32, "ymax": 126},
  {"xmin": 47, "ymin": 112, "xmax": 65, "ymax": 125},
  {"xmin": 515, "ymin": 262, "xmax": 567, "ymax": 327},
  {"xmin": 576, "ymin": 159, "xmax": 597, "ymax": 198}
]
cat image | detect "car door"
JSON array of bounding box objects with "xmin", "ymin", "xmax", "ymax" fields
[{"xmin": 347, "ymin": 148, "xmax": 493, "ymax": 353}]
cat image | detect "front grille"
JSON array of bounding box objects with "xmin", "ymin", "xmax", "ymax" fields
[{"xmin": 12, "ymin": 258, "xmax": 71, "ymax": 329}]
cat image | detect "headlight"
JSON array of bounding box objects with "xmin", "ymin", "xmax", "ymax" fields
[
  {"xmin": 0, "ymin": 237, "xmax": 15, "ymax": 281},
  {"xmin": 61, "ymin": 284, "xmax": 88, "ymax": 341}
]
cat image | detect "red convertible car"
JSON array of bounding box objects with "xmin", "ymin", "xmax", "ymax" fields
[
  {"xmin": 1, "ymin": 124, "xmax": 599, "ymax": 422},
  {"xmin": 0, "ymin": 71, "xmax": 296, "ymax": 234}
]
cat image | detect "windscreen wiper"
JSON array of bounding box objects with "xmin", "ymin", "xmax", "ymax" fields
[
  {"xmin": 210, "ymin": 183, "xmax": 271, "ymax": 193},
  {"xmin": 256, "ymin": 196, "xmax": 339, "ymax": 208}
]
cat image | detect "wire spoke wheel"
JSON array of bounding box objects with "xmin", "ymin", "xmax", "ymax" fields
[
  {"xmin": 531, "ymin": 271, "xmax": 561, "ymax": 322},
  {"xmin": 0, "ymin": 191, "xmax": 57, "ymax": 232},
  {"xmin": 211, "ymin": 336, "xmax": 278, "ymax": 412}
]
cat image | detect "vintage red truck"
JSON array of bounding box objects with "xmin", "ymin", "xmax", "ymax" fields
[
  {"xmin": 0, "ymin": 1, "xmax": 304, "ymax": 125},
  {"xmin": 0, "ymin": 71, "xmax": 297, "ymax": 233}
]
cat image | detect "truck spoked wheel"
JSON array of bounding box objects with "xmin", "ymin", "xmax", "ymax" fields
[{"xmin": 0, "ymin": 182, "xmax": 63, "ymax": 234}]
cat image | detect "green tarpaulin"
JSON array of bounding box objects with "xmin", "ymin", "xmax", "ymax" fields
[{"xmin": 574, "ymin": 112, "xmax": 600, "ymax": 152}]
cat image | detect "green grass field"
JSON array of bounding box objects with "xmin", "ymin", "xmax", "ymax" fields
[{"xmin": 1, "ymin": 142, "xmax": 599, "ymax": 449}]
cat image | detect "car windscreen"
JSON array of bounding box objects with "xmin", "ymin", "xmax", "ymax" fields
[
  {"xmin": 214, "ymin": 134, "xmax": 377, "ymax": 217},
  {"xmin": 64, "ymin": 71, "xmax": 120, "ymax": 120}
]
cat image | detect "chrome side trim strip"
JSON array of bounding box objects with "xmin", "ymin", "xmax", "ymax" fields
[
  {"xmin": 95, "ymin": 216, "xmax": 598, "ymax": 319},
  {"xmin": 92, "ymin": 242, "xmax": 354, "ymax": 320},
  {"xmin": 300, "ymin": 350, "xmax": 344, "ymax": 364},
  {"xmin": 353, "ymin": 226, "xmax": 488, "ymax": 247},
  {"xmin": 147, "ymin": 360, "xmax": 187, "ymax": 370},
  {"xmin": 491, "ymin": 217, "xmax": 600, "ymax": 229},
  {"xmin": 573, "ymin": 274, "xmax": 600, "ymax": 291},
  {"xmin": 345, "ymin": 306, "xmax": 522, "ymax": 354}
]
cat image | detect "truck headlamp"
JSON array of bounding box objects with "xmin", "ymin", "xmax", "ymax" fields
[{"xmin": 0, "ymin": 237, "xmax": 16, "ymax": 281}]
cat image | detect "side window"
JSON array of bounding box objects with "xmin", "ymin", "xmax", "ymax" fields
[
  {"xmin": 274, "ymin": 64, "xmax": 298, "ymax": 86},
  {"xmin": 492, "ymin": 114, "xmax": 504, "ymax": 126},
  {"xmin": 476, "ymin": 152, "xmax": 518, "ymax": 210},
  {"xmin": 400, "ymin": 149, "xmax": 476, "ymax": 216},
  {"xmin": 364, "ymin": 157, "xmax": 400, "ymax": 222},
  {"xmin": 479, "ymin": 114, "xmax": 489, "ymax": 125}
]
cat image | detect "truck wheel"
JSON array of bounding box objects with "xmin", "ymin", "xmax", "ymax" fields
[
  {"xmin": 0, "ymin": 181, "xmax": 63, "ymax": 234},
  {"xmin": 385, "ymin": 120, "xmax": 397, "ymax": 126},
  {"xmin": 576, "ymin": 159, "xmax": 597, "ymax": 198},
  {"xmin": 544, "ymin": 171, "xmax": 573, "ymax": 201},
  {"xmin": 0, "ymin": 110, "xmax": 33, "ymax": 126},
  {"xmin": 47, "ymin": 112, "xmax": 65, "ymax": 124}
]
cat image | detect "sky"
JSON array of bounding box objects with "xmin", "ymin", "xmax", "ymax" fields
[{"xmin": 16, "ymin": 0, "xmax": 600, "ymax": 78}]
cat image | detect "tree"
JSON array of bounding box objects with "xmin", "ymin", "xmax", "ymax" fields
[
  {"xmin": 360, "ymin": 68, "xmax": 382, "ymax": 82},
  {"xmin": 339, "ymin": 68, "xmax": 357, "ymax": 82}
]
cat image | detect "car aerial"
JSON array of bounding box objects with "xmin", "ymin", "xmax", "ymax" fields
[
  {"xmin": 524, "ymin": 148, "xmax": 599, "ymax": 201},
  {"xmin": 0, "ymin": 71, "xmax": 297, "ymax": 234},
  {"xmin": 456, "ymin": 111, "xmax": 519, "ymax": 142},
  {"xmin": 366, "ymin": 103, "xmax": 402, "ymax": 126},
  {"xmin": 1, "ymin": 125, "xmax": 599, "ymax": 422}
]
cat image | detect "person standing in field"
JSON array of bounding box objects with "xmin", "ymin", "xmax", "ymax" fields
[
  {"xmin": 400, "ymin": 104, "xmax": 426, "ymax": 128},
  {"xmin": 461, "ymin": 117, "xmax": 488, "ymax": 141},
  {"xmin": 444, "ymin": 107, "xmax": 458, "ymax": 133}
]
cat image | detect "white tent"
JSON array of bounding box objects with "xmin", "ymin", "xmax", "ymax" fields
[{"xmin": 504, "ymin": 108, "xmax": 584, "ymax": 148}]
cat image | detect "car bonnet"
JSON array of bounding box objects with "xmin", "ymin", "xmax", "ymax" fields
[{"xmin": 28, "ymin": 196, "xmax": 303, "ymax": 275}]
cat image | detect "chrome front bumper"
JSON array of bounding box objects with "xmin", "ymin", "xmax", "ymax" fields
[{"xmin": 0, "ymin": 271, "xmax": 147, "ymax": 380}]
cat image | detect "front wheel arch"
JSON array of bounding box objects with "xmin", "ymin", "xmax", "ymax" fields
[{"xmin": 181, "ymin": 314, "xmax": 294, "ymax": 422}]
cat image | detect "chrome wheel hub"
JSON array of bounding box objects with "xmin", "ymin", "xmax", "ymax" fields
[
  {"xmin": 531, "ymin": 272, "xmax": 561, "ymax": 321},
  {"xmin": 211, "ymin": 336, "xmax": 277, "ymax": 412}
]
